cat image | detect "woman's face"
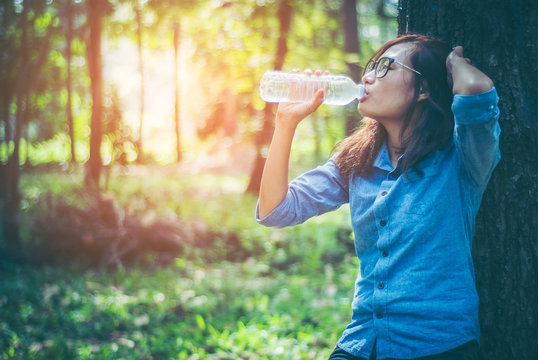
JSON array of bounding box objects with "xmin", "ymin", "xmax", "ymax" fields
[{"xmin": 358, "ymin": 43, "xmax": 419, "ymax": 125}]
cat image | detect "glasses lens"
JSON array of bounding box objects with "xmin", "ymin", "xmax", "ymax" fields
[
  {"xmin": 365, "ymin": 60, "xmax": 376, "ymax": 74},
  {"xmin": 376, "ymin": 57, "xmax": 391, "ymax": 78}
]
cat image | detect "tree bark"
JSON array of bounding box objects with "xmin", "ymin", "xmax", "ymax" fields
[
  {"xmin": 2, "ymin": 4, "xmax": 30, "ymax": 247},
  {"xmin": 86, "ymin": 0, "xmax": 105, "ymax": 188},
  {"xmin": 246, "ymin": 0, "xmax": 293, "ymax": 194},
  {"xmin": 0, "ymin": 2, "xmax": 16, "ymax": 162},
  {"xmin": 398, "ymin": 1, "xmax": 538, "ymax": 358},
  {"xmin": 0, "ymin": 1, "xmax": 16, "ymax": 245},
  {"xmin": 135, "ymin": 0, "xmax": 145, "ymax": 161},
  {"xmin": 65, "ymin": 0, "xmax": 76, "ymax": 163},
  {"xmin": 1, "ymin": 2, "xmax": 53, "ymax": 248},
  {"xmin": 342, "ymin": 0, "xmax": 362, "ymax": 136}
]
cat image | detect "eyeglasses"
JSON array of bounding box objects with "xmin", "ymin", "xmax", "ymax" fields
[{"xmin": 364, "ymin": 57, "xmax": 422, "ymax": 78}]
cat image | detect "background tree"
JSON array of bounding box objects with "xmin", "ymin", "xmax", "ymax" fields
[
  {"xmin": 0, "ymin": 2, "xmax": 56, "ymax": 247},
  {"xmin": 343, "ymin": 0, "xmax": 362, "ymax": 136},
  {"xmin": 64, "ymin": 0, "xmax": 77, "ymax": 163},
  {"xmin": 134, "ymin": 0, "xmax": 145, "ymax": 161},
  {"xmin": 245, "ymin": 0, "xmax": 398, "ymax": 193},
  {"xmin": 86, "ymin": 0, "xmax": 109, "ymax": 188},
  {"xmin": 246, "ymin": 0, "xmax": 293, "ymax": 194},
  {"xmin": 398, "ymin": 0, "xmax": 537, "ymax": 358},
  {"xmin": 0, "ymin": 0, "xmax": 398, "ymax": 247}
]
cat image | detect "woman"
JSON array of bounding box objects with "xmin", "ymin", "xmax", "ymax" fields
[{"xmin": 256, "ymin": 34, "xmax": 500, "ymax": 360}]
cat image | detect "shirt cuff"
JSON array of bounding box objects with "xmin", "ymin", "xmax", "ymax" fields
[
  {"xmin": 452, "ymin": 87, "xmax": 499, "ymax": 125},
  {"xmin": 255, "ymin": 198, "xmax": 292, "ymax": 228}
]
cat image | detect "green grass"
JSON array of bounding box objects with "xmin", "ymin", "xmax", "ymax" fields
[
  {"xmin": 1, "ymin": 260, "xmax": 357, "ymax": 359},
  {"xmin": 2, "ymin": 166, "xmax": 357, "ymax": 359}
]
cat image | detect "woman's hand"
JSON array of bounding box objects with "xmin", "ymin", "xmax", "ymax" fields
[
  {"xmin": 446, "ymin": 46, "xmax": 494, "ymax": 95},
  {"xmin": 275, "ymin": 69, "xmax": 327, "ymax": 131}
]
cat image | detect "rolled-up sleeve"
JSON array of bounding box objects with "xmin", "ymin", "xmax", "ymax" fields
[
  {"xmin": 452, "ymin": 87, "xmax": 501, "ymax": 188},
  {"xmin": 256, "ymin": 157, "xmax": 349, "ymax": 228}
]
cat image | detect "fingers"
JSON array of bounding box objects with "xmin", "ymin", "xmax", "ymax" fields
[
  {"xmin": 449, "ymin": 46, "xmax": 471, "ymax": 63},
  {"xmin": 284, "ymin": 69, "xmax": 328, "ymax": 113},
  {"xmin": 451, "ymin": 45, "xmax": 464, "ymax": 57},
  {"xmin": 312, "ymin": 88, "xmax": 325, "ymax": 106},
  {"xmin": 290, "ymin": 68, "xmax": 329, "ymax": 76},
  {"xmin": 302, "ymin": 68, "xmax": 327, "ymax": 76}
]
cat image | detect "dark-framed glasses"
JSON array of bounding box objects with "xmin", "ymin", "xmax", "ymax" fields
[{"xmin": 364, "ymin": 57, "xmax": 422, "ymax": 78}]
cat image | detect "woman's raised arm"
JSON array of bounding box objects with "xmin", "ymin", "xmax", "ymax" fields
[
  {"xmin": 446, "ymin": 46, "xmax": 494, "ymax": 95},
  {"xmin": 258, "ymin": 70, "xmax": 325, "ymax": 218}
]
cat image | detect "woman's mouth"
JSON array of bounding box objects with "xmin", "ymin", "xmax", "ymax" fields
[{"xmin": 358, "ymin": 90, "xmax": 369, "ymax": 102}]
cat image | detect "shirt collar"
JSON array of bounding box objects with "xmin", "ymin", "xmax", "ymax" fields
[
  {"xmin": 373, "ymin": 141, "xmax": 406, "ymax": 174},
  {"xmin": 372, "ymin": 141, "xmax": 449, "ymax": 180},
  {"xmin": 373, "ymin": 142, "xmax": 394, "ymax": 172}
]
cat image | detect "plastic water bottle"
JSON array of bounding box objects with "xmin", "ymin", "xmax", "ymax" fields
[{"xmin": 259, "ymin": 70, "xmax": 365, "ymax": 106}]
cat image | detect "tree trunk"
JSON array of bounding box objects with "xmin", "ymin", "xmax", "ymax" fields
[
  {"xmin": 0, "ymin": 1, "xmax": 16, "ymax": 244},
  {"xmin": 173, "ymin": 21, "xmax": 181, "ymax": 163},
  {"xmin": 86, "ymin": 0, "xmax": 105, "ymax": 188},
  {"xmin": 0, "ymin": 2, "xmax": 16, "ymax": 163},
  {"xmin": 342, "ymin": 0, "xmax": 362, "ymax": 136},
  {"xmin": 246, "ymin": 0, "xmax": 293, "ymax": 194},
  {"xmin": 2, "ymin": 4, "xmax": 30, "ymax": 247},
  {"xmin": 398, "ymin": 1, "xmax": 538, "ymax": 358},
  {"xmin": 1, "ymin": 2, "xmax": 52, "ymax": 248},
  {"xmin": 135, "ymin": 0, "xmax": 145, "ymax": 161},
  {"xmin": 66, "ymin": 0, "xmax": 76, "ymax": 163}
]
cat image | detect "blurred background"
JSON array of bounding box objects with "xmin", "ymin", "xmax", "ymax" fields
[{"xmin": 0, "ymin": 1, "xmax": 399, "ymax": 358}]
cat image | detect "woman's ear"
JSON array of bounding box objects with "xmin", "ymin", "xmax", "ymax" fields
[{"xmin": 418, "ymin": 82, "xmax": 430, "ymax": 101}]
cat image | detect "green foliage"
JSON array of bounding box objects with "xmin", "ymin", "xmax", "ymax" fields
[
  {"xmin": 1, "ymin": 168, "xmax": 359, "ymax": 359},
  {"xmin": 0, "ymin": 258, "xmax": 357, "ymax": 359},
  {"xmin": 0, "ymin": 260, "xmax": 353, "ymax": 359},
  {"xmin": 1, "ymin": 0, "xmax": 396, "ymax": 166}
]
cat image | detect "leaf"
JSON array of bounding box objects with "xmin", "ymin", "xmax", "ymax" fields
[{"xmin": 195, "ymin": 314, "xmax": 206, "ymax": 330}]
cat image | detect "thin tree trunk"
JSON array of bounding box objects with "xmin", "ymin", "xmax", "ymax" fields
[
  {"xmin": 398, "ymin": 0, "xmax": 538, "ymax": 358},
  {"xmin": 86, "ymin": 0, "xmax": 105, "ymax": 188},
  {"xmin": 135, "ymin": 0, "xmax": 145, "ymax": 161},
  {"xmin": 3, "ymin": 4, "xmax": 30, "ymax": 247},
  {"xmin": 0, "ymin": 3, "xmax": 16, "ymax": 238},
  {"xmin": 0, "ymin": 2, "xmax": 15, "ymax": 164},
  {"xmin": 343, "ymin": 0, "xmax": 361, "ymax": 136},
  {"xmin": 246, "ymin": 0, "xmax": 293, "ymax": 194},
  {"xmin": 66, "ymin": 0, "xmax": 76, "ymax": 163},
  {"xmin": 173, "ymin": 22, "xmax": 181, "ymax": 162}
]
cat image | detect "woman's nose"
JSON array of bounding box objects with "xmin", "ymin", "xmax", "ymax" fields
[{"xmin": 361, "ymin": 70, "xmax": 375, "ymax": 84}]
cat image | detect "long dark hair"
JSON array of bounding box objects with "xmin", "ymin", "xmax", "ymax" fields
[{"xmin": 335, "ymin": 34, "xmax": 453, "ymax": 179}]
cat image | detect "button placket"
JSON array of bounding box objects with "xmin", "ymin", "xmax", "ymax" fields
[
  {"xmin": 373, "ymin": 180, "xmax": 391, "ymax": 327},
  {"xmin": 373, "ymin": 211, "xmax": 389, "ymax": 326}
]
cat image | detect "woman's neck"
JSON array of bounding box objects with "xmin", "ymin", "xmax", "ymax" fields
[{"xmin": 383, "ymin": 122, "xmax": 404, "ymax": 168}]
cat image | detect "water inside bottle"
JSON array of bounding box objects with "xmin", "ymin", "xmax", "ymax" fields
[{"xmin": 260, "ymin": 71, "xmax": 365, "ymax": 106}]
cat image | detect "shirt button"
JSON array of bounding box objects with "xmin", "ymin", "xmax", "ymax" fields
[
  {"xmin": 376, "ymin": 312, "xmax": 383, "ymax": 319},
  {"xmin": 380, "ymin": 220, "xmax": 386, "ymax": 227},
  {"xmin": 381, "ymin": 191, "xmax": 387, "ymax": 196},
  {"xmin": 382, "ymin": 250, "xmax": 388, "ymax": 257},
  {"xmin": 378, "ymin": 282, "xmax": 384, "ymax": 289}
]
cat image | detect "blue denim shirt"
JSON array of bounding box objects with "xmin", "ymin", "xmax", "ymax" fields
[{"xmin": 256, "ymin": 88, "xmax": 500, "ymax": 359}]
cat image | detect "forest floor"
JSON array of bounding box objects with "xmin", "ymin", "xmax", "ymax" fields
[{"xmin": 1, "ymin": 158, "xmax": 357, "ymax": 359}]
